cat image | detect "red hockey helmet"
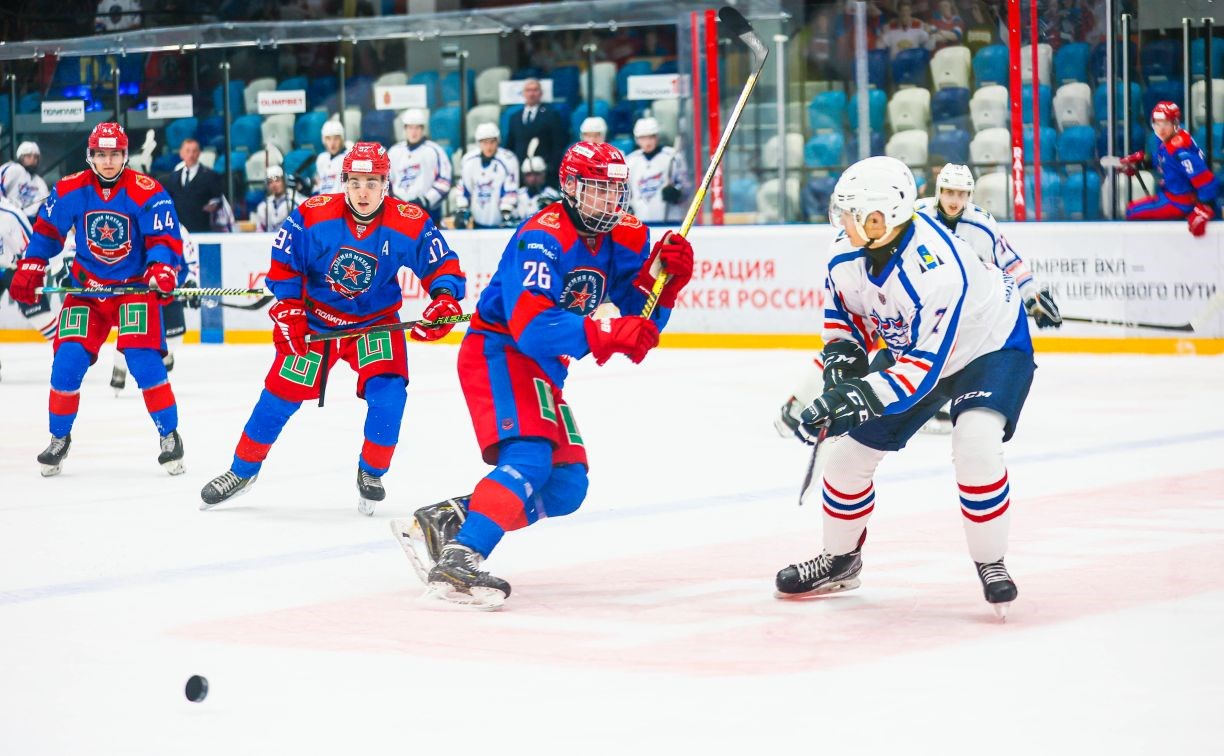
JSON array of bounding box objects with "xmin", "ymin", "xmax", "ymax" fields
[
  {"xmin": 86, "ymin": 122, "xmax": 129, "ymax": 179},
  {"xmin": 558, "ymin": 141, "xmax": 629, "ymax": 233},
  {"xmin": 1151, "ymin": 101, "xmax": 1181, "ymax": 125},
  {"xmin": 342, "ymin": 141, "xmax": 390, "ymax": 177}
]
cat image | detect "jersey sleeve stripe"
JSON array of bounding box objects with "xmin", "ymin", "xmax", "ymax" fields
[{"xmin": 508, "ymin": 290, "xmax": 559, "ymax": 341}]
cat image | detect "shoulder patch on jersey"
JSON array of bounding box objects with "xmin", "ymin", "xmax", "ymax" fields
[
  {"xmin": 916, "ymin": 244, "xmax": 943, "ymax": 271},
  {"xmin": 618, "ymin": 213, "xmax": 643, "ymax": 229},
  {"xmin": 134, "ymin": 173, "xmax": 157, "ymax": 191},
  {"xmin": 535, "ymin": 210, "xmax": 562, "ymax": 229},
  {"xmin": 1168, "ymin": 130, "xmax": 1194, "ymax": 151},
  {"xmin": 395, "ymin": 201, "xmax": 424, "ymax": 219},
  {"xmin": 303, "ymin": 195, "xmax": 333, "ymax": 209},
  {"xmin": 62, "ymin": 171, "xmax": 86, "ymax": 183}
]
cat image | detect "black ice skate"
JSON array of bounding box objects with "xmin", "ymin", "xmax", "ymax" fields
[
  {"xmin": 775, "ymin": 547, "xmax": 863, "ymax": 598},
  {"xmin": 426, "ymin": 543, "xmax": 510, "ymax": 610},
  {"xmin": 110, "ymin": 366, "xmax": 127, "ymax": 396},
  {"xmin": 357, "ymin": 468, "xmax": 385, "ymax": 516},
  {"xmin": 37, "ymin": 433, "xmax": 72, "ymax": 477},
  {"xmin": 975, "ymin": 559, "xmax": 1018, "ymax": 619},
  {"xmin": 390, "ymin": 495, "xmax": 469, "ymax": 584},
  {"xmin": 200, "ymin": 470, "xmax": 258, "ymax": 510},
  {"xmin": 163, "ymin": 353, "xmax": 175, "ymax": 372},
  {"xmin": 158, "ymin": 430, "xmax": 185, "ymax": 475}
]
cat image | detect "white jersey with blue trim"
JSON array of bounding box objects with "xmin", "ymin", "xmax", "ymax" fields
[
  {"xmin": 387, "ymin": 138, "xmax": 452, "ymax": 209},
  {"xmin": 823, "ymin": 212, "xmax": 1029, "ymax": 415},
  {"xmin": 455, "ymin": 147, "xmax": 520, "ymax": 228},
  {"xmin": 915, "ymin": 197, "xmax": 1037, "ymax": 300},
  {"xmin": 0, "ymin": 195, "xmax": 32, "ymax": 269},
  {"xmin": 313, "ymin": 150, "xmax": 347, "ymax": 195}
]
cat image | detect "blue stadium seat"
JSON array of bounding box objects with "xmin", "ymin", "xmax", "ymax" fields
[
  {"xmin": 929, "ymin": 128, "xmax": 971, "ymax": 164},
  {"xmin": 1191, "ymin": 38, "xmax": 1224, "ymax": 79},
  {"xmin": 1022, "ymin": 125, "xmax": 1057, "ymax": 163},
  {"xmin": 611, "ymin": 136, "xmax": 635, "ymax": 156},
  {"xmin": 892, "ymin": 48, "xmax": 931, "ymax": 88},
  {"xmin": 430, "ymin": 106, "xmax": 462, "ymax": 150},
  {"xmin": 808, "ymin": 90, "xmax": 847, "ymax": 132},
  {"xmin": 1192, "ymin": 125, "xmax": 1224, "ymax": 162},
  {"xmin": 1054, "ymin": 42, "xmax": 1091, "ymax": 85},
  {"xmin": 51, "ymin": 58, "xmax": 89, "ymax": 88},
  {"xmin": 1057, "ymin": 125, "xmax": 1097, "ymax": 165},
  {"xmin": 848, "ymin": 88, "xmax": 886, "ymax": 131},
  {"xmin": 846, "ymin": 131, "xmax": 885, "ymax": 158},
  {"xmin": 307, "ymin": 76, "xmax": 339, "ymax": 110},
  {"xmin": 931, "ymin": 87, "xmax": 970, "ymax": 129},
  {"xmin": 198, "ymin": 115, "xmax": 226, "ymax": 151},
  {"xmin": 1142, "ymin": 79, "xmax": 1183, "ymax": 118},
  {"xmin": 1021, "ymin": 84, "xmax": 1053, "ymax": 126},
  {"xmin": 1142, "ymin": 38, "xmax": 1182, "ymax": 82},
  {"xmin": 441, "ymin": 70, "xmax": 475, "ymax": 106},
  {"xmin": 617, "ymin": 60, "xmax": 654, "ymax": 100},
  {"xmin": 608, "ymin": 101, "xmax": 642, "ymax": 138},
  {"xmin": 500, "ymin": 105, "xmax": 524, "ymax": 141},
  {"xmin": 230, "ymin": 115, "xmax": 264, "ymax": 153},
  {"xmin": 802, "ymin": 174, "xmax": 839, "ymax": 220},
  {"xmin": 805, "ymin": 132, "xmax": 845, "ymax": 168},
  {"xmin": 214, "ymin": 149, "xmax": 250, "ymax": 176},
  {"xmin": 867, "ymin": 49, "xmax": 890, "ymax": 89},
  {"xmin": 244, "ymin": 188, "xmax": 265, "ymax": 217},
  {"xmin": 973, "ymin": 45, "xmax": 1009, "ymax": 87},
  {"xmin": 655, "ymin": 59, "xmax": 678, "ymax": 75},
  {"xmin": 212, "ymin": 81, "xmax": 246, "ymax": 116},
  {"xmin": 551, "ymin": 66, "xmax": 581, "ymax": 105},
  {"xmin": 1024, "ymin": 169, "xmax": 1062, "ymax": 219},
  {"xmin": 1063, "ymin": 170, "xmax": 1102, "ymax": 220},
  {"xmin": 1094, "ymin": 82, "xmax": 1144, "ymax": 125},
  {"xmin": 727, "ymin": 176, "xmax": 759, "ymax": 213},
  {"xmin": 512, "ymin": 67, "xmax": 544, "ymax": 80},
  {"xmin": 570, "ymin": 100, "xmax": 612, "ymax": 138},
  {"xmin": 278, "ymin": 76, "xmax": 308, "ymax": 92},
  {"xmin": 294, "ymin": 111, "xmax": 330, "ymax": 153},
  {"xmin": 345, "ymin": 76, "xmax": 374, "ymax": 109},
  {"xmin": 18, "ymin": 92, "xmax": 42, "ymax": 114},
  {"xmin": 408, "ymin": 71, "xmax": 439, "ymax": 109},
  {"xmin": 151, "ymin": 153, "xmax": 179, "ymax": 174},
  {"xmin": 1093, "ymin": 41, "xmax": 1137, "ymax": 81},
  {"xmin": 283, "ymin": 148, "xmax": 317, "ymax": 181},
  {"xmin": 0, "ymin": 95, "xmax": 10, "ymax": 128},
  {"xmin": 1095, "ymin": 124, "xmax": 1148, "ymax": 162},
  {"xmin": 165, "ymin": 117, "xmax": 198, "ymax": 151},
  {"xmin": 362, "ymin": 109, "xmax": 397, "ymax": 144}
]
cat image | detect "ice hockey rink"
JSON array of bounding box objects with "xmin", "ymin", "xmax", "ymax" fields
[{"xmin": 2, "ymin": 341, "xmax": 1223, "ymax": 754}]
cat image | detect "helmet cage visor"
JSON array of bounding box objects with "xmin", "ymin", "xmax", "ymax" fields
[{"xmin": 568, "ymin": 175, "xmax": 628, "ymax": 233}]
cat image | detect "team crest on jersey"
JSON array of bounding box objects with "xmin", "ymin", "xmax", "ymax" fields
[
  {"xmin": 619, "ymin": 213, "xmax": 642, "ymax": 229},
  {"xmin": 326, "ymin": 246, "xmax": 378, "ymax": 299},
  {"xmin": 870, "ymin": 311, "xmax": 911, "ymax": 351},
  {"xmin": 397, "ymin": 202, "xmax": 423, "ymax": 219},
  {"xmin": 536, "ymin": 211, "xmax": 561, "ymax": 229},
  {"xmin": 134, "ymin": 174, "xmax": 156, "ymax": 191},
  {"xmin": 303, "ymin": 195, "xmax": 333, "ymax": 209},
  {"xmin": 84, "ymin": 210, "xmax": 133, "ymax": 265},
  {"xmin": 561, "ymin": 267, "xmax": 607, "ymax": 316},
  {"xmin": 916, "ymin": 244, "xmax": 942, "ymax": 271}
]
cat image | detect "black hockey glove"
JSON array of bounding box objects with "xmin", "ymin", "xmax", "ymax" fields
[
  {"xmin": 454, "ymin": 209, "xmax": 471, "ymax": 228},
  {"xmin": 774, "ymin": 397, "xmax": 814, "ymax": 445},
  {"xmin": 501, "ymin": 208, "xmax": 515, "ymax": 226},
  {"xmin": 1025, "ymin": 286, "xmax": 1062, "ymax": 329},
  {"xmin": 180, "ymin": 277, "xmax": 201, "ymax": 309},
  {"xmin": 799, "ymin": 377, "xmax": 884, "ymax": 441},
  {"xmin": 661, "ymin": 184, "xmax": 681, "ymax": 204},
  {"xmin": 822, "ymin": 340, "xmax": 870, "ymax": 391}
]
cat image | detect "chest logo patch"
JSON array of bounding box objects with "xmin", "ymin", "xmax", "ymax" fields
[
  {"xmin": 326, "ymin": 246, "xmax": 378, "ymax": 299},
  {"xmin": 84, "ymin": 210, "xmax": 133, "ymax": 265},
  {"xmin": 561, "ymin": 267, "xmax": 607, "ymax": 317},
  {"xmin": 870, "ymin": 310, "xmax": 912, "ymax": 351}
]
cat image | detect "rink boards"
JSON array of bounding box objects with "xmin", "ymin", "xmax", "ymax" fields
[{"xmin": 3, "ymin": 221, "xmax": 1222, "ymax": 352}]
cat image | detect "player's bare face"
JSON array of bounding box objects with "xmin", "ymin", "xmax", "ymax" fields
[
  {"xmin": 841, "ymin": 210, "xmax": 891, "ymax": 248},
  {"xmin": 479, "ymin": 138, "xmax": 499, "ymax": 158},
  {"xmin": 268, "ymin": 177, "xmax": 285, "ymax": 196},
  {"xmin": 581, "ymin": 132, "xmax": 606, "ymax": 144},
  {"xmin": 939, "ymin": 188, "xmax": 970, "ymax": 217},
  {"xmin": 1152, "ymin": 119, "xmax": 1176, "ymax": 141},
  {"xmin": 324, "ymin": 135, "xmax": 344, "ymax": 155},
  {"xmin": 405, "ymin": 124, "xmax": 425, "ymax": 143},
  {"xmin": 345, "ymin": 173, "xmax": 386, "ymax": 215},
  {"xmin": 91, "ymin": 149, "xmax": 125, "ymax": 180},
  {"xmin": 636, "ymin": 135, "xmax": 658, "ymax": 153}
]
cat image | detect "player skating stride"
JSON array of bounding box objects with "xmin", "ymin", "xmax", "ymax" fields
[
  {"xmin": 1119, "ymin": 101, "xmax": 1217, "ymax": 235},
  {"xmin": 774, "ymin": 156, "xmax": 1033, "ymax": 618},
  {"xmin": 8, "ymin": 122, "xmax": 187, "ymax": 476},
  {"xmin": 200, "ymin": 142, "xmax": 465, "ymax": 515},
  {"xmin": 391, "ymin": 142, "xmax": 694, "ymax": 608}
]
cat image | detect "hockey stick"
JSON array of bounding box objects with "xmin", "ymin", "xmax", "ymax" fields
[
  {"xmin": 317, "ymin": 340, "xmax": 332, "ymax": 408},
  {"xmin": 797, "ymin": 426, "xmax": 829, "ymax": 506},
  {"xmin": 304, "ymin": 312, "xmax": 472, "ymax": 343},
  {"xmin": 1060, "ymin": 288, "xmax": 1224, "ymax": 333},
  {"xmin": 640, "ymin": 6, "xmax": 769, "ymax": 318},
  {"xmin": 37, "ymin": 286, "xmax": 269, "ymax": 297},
  {"xmin": 1100, "ymin": 155, "xmax": 1150, "ymax": 195},
  {"xmin": 220, "ymin": 294, "xmax": 275, "ymax": 310}
]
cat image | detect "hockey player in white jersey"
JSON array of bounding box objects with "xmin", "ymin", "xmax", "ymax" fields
[
  {"xmin": 0, "ymin": 195, "xmax": 56, "ymax": 379},
  {"xmin": 252, "ymin": 166, "xmax": 307, "ymax": 232},
  {"xmin": 0, "ymin": 142, "xmax": 50, "ymax": 222},
  {"xmin": 511, "ymin": 155, "xmax": 561, "ymax": 221},
  {"xmin": 453, "ymin": 122, "xmax": 519, "ymax": 229},
  {"xmin": 312, "ymin": 120, "xmax": 348, "ymax": 195},
  {"xmin": 579, "ymin": 116, "xmax": 608, "ymax": 144},
  {"xmin": 625, "ymin": 117, "xmax": 687, "ymax": 223},
  {"xmin": 387, "ymin": 108, "xmax": 452, "ymax": 224},
  {"xmin": 774, "ymin": 156, "xmax": 1033, "ymax": 618}
]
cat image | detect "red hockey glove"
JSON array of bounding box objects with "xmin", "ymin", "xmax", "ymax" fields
[
  {"xmin": 1118, "ymin": 150, "xmax": 1145, "ymax": 176},
  {"xmin": 584, "ymin": 315, "xmax": 660, "ymax": 366},
  {"xmin": 145, "ymin": 262, "xmax": 178, "ymax": 301},
  {"xmin": 9, "ymin": 257, "xmax": 47, "ymax": 306},
  {"xmin": 268, "ymin": 298, "xmax": 309, "ymax": 356},
  {"xmin": 1188, "ymin": 202, "xmax": 1214, "ymax": 237},
  {"xmin": 633, "ymin": 230, "xmax": 694, "ymax": 310},
  {"xmin": 410, "ymin": 291, "xmax": 462, "ymax": 342}
]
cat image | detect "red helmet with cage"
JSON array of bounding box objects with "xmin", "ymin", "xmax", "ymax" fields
[
  {"xmin": 86, "ymin": 122, "xmax": 130, "ymax": 179},
  {"xmin": 342, "ymin": 142, "xmax": 391, "ymax": 177},
  {"xmin": 1151, "ymin": 101, "xmax": 1181, "ymax": 125},
  {"xmin": 558, "ymin": 141, "xmax": 630, "ymax": 234}
]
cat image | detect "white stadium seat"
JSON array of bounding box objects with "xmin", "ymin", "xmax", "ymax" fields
[
  {"xmin": 476, "ymin": 67, "xmax": 512, "ymax": 105},
  {"xmin": 755, "ymin": 176, "xmax": 802, "ymax": 223},
  {"xmin": 885, "ymin": 129, "xmax": 929, "ymax": 168},
  {"xmin": 243, "ymin": 77, "xmax": 277, "ymax": 114},
  {"xmin": 465, "ymin": 104, "xmax": 502, "ymax": 142},
  {"xmin": 1020, "ymin": 43, "xmax": 1052, "ymax": 85},
  {"xmin": 579, "ymin": 62, "xmax": 618, "ymax": 104},
  {"xmin": 649, "ymin": 99, "xmax": 679, "ymax": 143},
  {"xmin": 245, "ymin": 145, "xmax": 285, "ymax": 184},
  {"xmin": 374, "ymin": 71, "xmax": 408, "ymax": 88},
  {"xmin": 970, "ymin": 127, "xmax": 1011, "ymax": 171},
  {"xmin": 974, "ymin": 172, "xmax": 1010, "ymax": 217},
  {"xmin": 341, "ymin": 107, "xmax": 362, "ymax": 143},
  {"xmin": 1102, "ymin": 171, "xmax": 1156, "ymax": 217},
  {"xmin": 261, "ymin": 113, "xmax": 295, "ymax": 153},
  {"xmin": 1191, "ymin": 79, "xmax": 1224, "ymax": 130},
  {"xmin": 763, "ymin": 132, "xmax": 804, "ymax": 168},
  {"xmin": 888, "ymin": 87, "xmax": 931, "ymax": 132},
  {"xmin": 1053, "ymin": 82, "xmax": 1094, "ymax": 130},
  {"xmin": 930, "ymin": 46, "xmax": 971, "ymax": 90},
  {"xmin": 970, "ymin": 85, "xmax": 1009, "ymax": 131}
]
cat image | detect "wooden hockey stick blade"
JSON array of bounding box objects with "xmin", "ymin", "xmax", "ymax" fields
[
  {"xmin": 1059, "ymin": 314, "xmax": 1195, "ymax": 332},
  {"xmin": 305, "ymin": 312, "xmax": 472, "ymax": 343}
]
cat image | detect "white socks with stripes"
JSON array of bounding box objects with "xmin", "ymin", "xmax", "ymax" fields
[{"xmin": 951, "ymin": 408, "xmax": 1011, "ymax": 563}]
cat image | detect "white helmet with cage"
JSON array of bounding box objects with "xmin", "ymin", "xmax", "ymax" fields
[{"xmin": 829, "ymin": 155, "xmax": 916, "ymax": 241}]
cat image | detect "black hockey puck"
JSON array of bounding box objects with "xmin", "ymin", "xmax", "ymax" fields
[{"xmin": 185, "ymin": 675, "xmax": 209, "ymax": 702}]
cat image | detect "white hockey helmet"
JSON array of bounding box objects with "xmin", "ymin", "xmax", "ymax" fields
[
  {"xmin": 474, "ymin": 122, "xmax": 500, "ymax": 142},
  {"xmin": 523, "ymin": 156, "xmax": 547, "ymax": 174},
  {"xmin": 633, "ymin": 117, "xmax": 660, "ymax": 138},
  {"xmin": 936, "ymin": 163, "xmax": 976, "ymax": 197},
  {"xmin": 829, "ymin": 155, "xmax": 917, "ymax": 240},
  {"xmin": 401, "ymin": 108, "xmax": 427, "ymax": 127},
  {"xmin": 266, "ymin": 165, "xmax": 285, "ymax": 181},
  {"xmin": 321, "ymin": 120, "xmax": 345, "ymax": 139},
  {"xmin": 16, "ymin": 141, "xmax": 40, "ymax": 158},
  {"xmin": 580, "ymin": 116, "xmax": 607, "ymax": 137}
]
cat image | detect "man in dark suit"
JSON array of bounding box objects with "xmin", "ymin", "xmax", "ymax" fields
[
  {"xmin": 165, "ymin": 138, "xmax": 226, "ymax": 232},
  {"xmin": 505, "ymin": 78, "xmax": 567, "ymax": 189}
]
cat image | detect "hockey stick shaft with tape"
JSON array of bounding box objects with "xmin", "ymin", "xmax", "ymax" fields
[{"xmin": 305, "ymin": 312, "xmax": 472, "ymax": 343}]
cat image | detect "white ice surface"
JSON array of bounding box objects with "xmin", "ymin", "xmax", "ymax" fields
[{"xmin": 2, "ymin": 343, "xmax": 1223, "ymax": 755}]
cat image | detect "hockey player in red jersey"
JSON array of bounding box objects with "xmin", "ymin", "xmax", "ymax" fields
[
  {"xmin": 200, "ymin": 142, "xmax": 466, "ymax": 515},
  {"xmin": 1120, "ymin": 101, "xmax": 1217, "ymax": 235},
  {"xmin": 391, "ymin": 141, "xmax": 694, "ymax": 608},
  {"xmin": 9, "ymin": 122, "xmax": 186, "ymax": 476}
]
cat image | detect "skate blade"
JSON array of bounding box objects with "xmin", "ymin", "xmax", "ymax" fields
[
  {"xmin": 774, "ymin": 577, "xmax": 862, "ymax": 600},
  {"xmin": 40, "ymin": 463, "xmax": 63, "ymax": 477},
  {"xmin": 991, "ymin": 601, "xmax": 1011, "ymax": 620},
  {"xmin": 389, "ymin": 519, "xmax": 433, "ymax": 585},
  {"xmin": 358, "ymin": 497, "xmax": 378, "ymax": 516},
  {"xmin": 918, "ymin": 418, "xmax": 952, "ymax": 435},
  {"xmin": 424, "ymin": 581, "xmax": 506, "ymax": 611},
  {"xmin": 111, "ymin": 387, "xmax": 124, "ymax": 397},
  {"xmin": 199, "ymin": 477, "xmax": 256, "ymax": 511},
  {"xmin": 162, "ymin": 459, "xmax": 186, "ymax": 476}
]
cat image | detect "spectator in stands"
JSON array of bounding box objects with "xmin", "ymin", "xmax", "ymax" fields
[
  {"xmin": 928, "ymin": 0, "xmax": 965, "ymax": 51},
  {"xmin": 166, "ymin": 138, "xmax": 225, "ymax": 233},
  {"xmin": 453, "ymin": 123, "xmax": 519, "ymax": 229},
  {"xmin": 880, "ymin": 1, "xmax": 930, "ymax": 58},
  {"xmin": 580, "ymin": 117, "xmax": 608, "ymax": 144},
  {"xmin": 506, "ymin": 78, "xmax": 567, "ymax": 190},
  {"xmin": 252, "ymin": 166, "xmax": 307, "ymax": 233},
  {"xmin": 313, "ymin": 120, "xmax": 348, "ymax": 195},
  {"xmin": 388, "ymin": 108, "xmax": 452, "ymax": 225},
  {"xmin": 962, "ymin": 0, "xmax": 1000, "ymax": 49}
]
